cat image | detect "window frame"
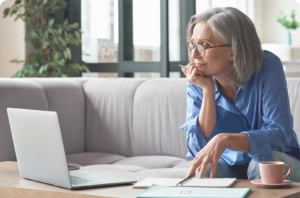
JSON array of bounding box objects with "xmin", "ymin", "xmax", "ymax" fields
[{"xmin": 67, "ymin": 0, "xmax": 196, "ymax": 77}]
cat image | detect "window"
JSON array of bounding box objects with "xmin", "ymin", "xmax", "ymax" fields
[
  {"xmin": 195, "ymin": 0, "xmax": 210, "ymax": 14},
  {"xmin": 81, "ymin": 0, "xmax": 119, "ymax": 63},
  {"xmin": 133, "ymin": 0, "xmax": 161, "ymax": 62},
  {"xmin": 69, "ymin": 0, "xmax": 196, "ymax": 77},
  {"xmin": 196, "ymin": 0, "xmax": 248, "ymax": 15},
  {"xmin": 168, "ymin": 0, "xmax": 180, "ymax": 62}
]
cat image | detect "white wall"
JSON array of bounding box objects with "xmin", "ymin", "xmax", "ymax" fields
[
  {"xmin": 262, "ymin": 0, "xmax": 300, "ymax": 46},
  {"xmin": 0, "ymin": 0, "xmax": 25, "ymax": 77}
]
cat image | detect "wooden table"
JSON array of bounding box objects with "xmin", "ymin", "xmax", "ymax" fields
[{"xmin": 0, "ymin": 161, "xmax": 299, "ymax": 198}]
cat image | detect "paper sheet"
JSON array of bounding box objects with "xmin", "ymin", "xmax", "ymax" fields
[
  {"xmin": 133, "ymin": 177, "xmax": 236, "ymax": 188},
  {"xmin": 138, "ymin": 185, "xmax": 250, "ymax": 198}
]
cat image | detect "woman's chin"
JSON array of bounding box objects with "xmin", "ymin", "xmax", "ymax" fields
[{"xmin": 200, "ymin": 71, "xmax": 212, "ymax": 77}]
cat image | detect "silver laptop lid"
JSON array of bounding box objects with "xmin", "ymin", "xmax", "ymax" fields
[{"xmin": 7, "ymin": 108, "xmax": 72, "ymax": 189}]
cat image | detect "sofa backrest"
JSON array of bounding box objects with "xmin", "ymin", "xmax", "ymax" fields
[
  {"xmin": 83, "ymin": 78, "xmax": 147, "ymax": 157},
  {"xmin": 0, "ymin": 78, "xmax": 299, "ymax": 162},
  {"xmin": 0, "ymin": 79, "xmax": 48, "ymax": 161},
  {"xmin": 131, "ymin": 78, "xmax": 188, "ymax": 158},
  {"xmin": 82, "ymin": 78, "xmax": 188, "ymax": 159},
  {"xmin": 0, "ymin": 79, "xmax": 87, "ymax": 161},
  {"xmin": 286, "ymin": 78, "xmax": 300, "ymax": 139}
]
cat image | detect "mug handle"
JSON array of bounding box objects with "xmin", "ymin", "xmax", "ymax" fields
[{"xmin": 282, "ymin": 164, "xmax": 291, "ymax": 181}]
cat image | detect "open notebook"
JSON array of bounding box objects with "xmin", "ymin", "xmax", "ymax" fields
[{"xmin": 133, "ymin": 177, "xmax": 236, "ymax": 189}]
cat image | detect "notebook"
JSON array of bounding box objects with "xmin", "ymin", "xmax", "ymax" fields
[
  {"xmin": 133, "ymin": 177, "xmax": 236, "ymax": 189},
  {"xmin": 137, "ymin": 185, "xmax": 250, "ymax": 198}
]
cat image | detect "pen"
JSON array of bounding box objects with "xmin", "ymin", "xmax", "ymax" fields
[
  {"xmin": 176, "ymin": 176, "xmax": 193, "ymax": 187},
  {"xmin": 179, "ymin": 64, "xmax": 187, "ymax": 70},
  {"xmin": 179, "ymin": 64, "xmax": 201, "ymax": 71}
]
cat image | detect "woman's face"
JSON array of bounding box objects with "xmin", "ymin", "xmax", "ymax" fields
[{"xmin": 190, "ymin": 22, "xmax": 233, "ymax": 78}]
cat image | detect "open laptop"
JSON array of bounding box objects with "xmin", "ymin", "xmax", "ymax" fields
[{"xmin": 7, "ymin": 108, "xmax": 137, "ymax": 189}]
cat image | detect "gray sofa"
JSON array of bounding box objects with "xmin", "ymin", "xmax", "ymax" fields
[{"xmin": 1, "ymin": 78, "xmax": 300, "ymax": 176}]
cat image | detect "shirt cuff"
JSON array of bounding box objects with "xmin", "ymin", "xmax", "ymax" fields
[
  {"xmin": 179, "ymin": 116, "xmax": 226, "ymax": 153},
  {"xmin": 240, "ymin": 131, "xmax": 273, "ymax": 162},
  {"xmin": 186, "ymin": 151, "xmax": 194, "ymax": 159},
  {"xmin": 179, "ymin": 116, "xmax": 208, "ymax": 147},
  {"xmin": 205, "ymin": 120, "xmax": 223, "ymax": 141}
]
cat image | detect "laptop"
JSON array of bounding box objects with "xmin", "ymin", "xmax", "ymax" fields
[{"xmin": 7, "ymin": 108, "xmax": 137, "ymax": 189}]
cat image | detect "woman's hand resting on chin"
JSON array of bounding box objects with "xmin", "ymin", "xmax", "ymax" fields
[{"xmin": 181, "ymin": 63, "xmax": 215, "ymax": 92}]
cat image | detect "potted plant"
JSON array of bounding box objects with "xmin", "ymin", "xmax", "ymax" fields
[
  {"xmin": 276, "ymin": 9, "xmax": 300, "ymax": 45},
  {"xmin": 3, "ymin": 0, "xmax": 89, "ymax": 77}
]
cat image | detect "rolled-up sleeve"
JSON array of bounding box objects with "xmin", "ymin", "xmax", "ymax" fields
[
  {"xmin": 179, "ymin": 83, "xmax": 223, "ymax": 158},
  {"xmin": 240, "ymin": 56, "xmax": 294, "ymax": 162}
]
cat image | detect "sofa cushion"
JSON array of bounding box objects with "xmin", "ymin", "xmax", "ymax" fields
[
  {"xmin": 131, "ymin": 78, "xmax": 188, "ymax": 159},
  {"xmin": 0, "ymin": 79, "xmax": 48, "ymax": 161},
  {"xmin": 83, "ymin": 79, "xmax": 147, "ymax": 157},
  {"xmin": 82, "ymin": 164, "xmax": 146, "ymax": 172},
  {"xmin": 66, "ymin": 152, "xmax": 126, "ymax": 166},
  {"xmin": 113, "ymin": 155, "xmax": 187, "ymax": 169},
  {"xmin": 172, "ymin": 161, "xmax": 190, "ymax": 168},
  {"xmin": 136, "ymin": 168, "xmax": 189, "ymax": 176},
  {"xmin": 28, "ymin": 79, "xmax": 86, "ymax": 155}
]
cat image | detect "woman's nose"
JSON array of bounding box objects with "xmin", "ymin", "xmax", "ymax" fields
[{"xmin": 191, "ymin": 48, "xmax": 201, "ymax": 60}]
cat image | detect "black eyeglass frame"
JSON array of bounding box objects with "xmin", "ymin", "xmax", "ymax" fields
[{"xmin": 187, "ymin": 42, "xmax": 231, "ymax": 56}]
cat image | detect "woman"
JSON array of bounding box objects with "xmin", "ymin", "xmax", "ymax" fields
[{"xmin": 179, "ymin": 7, "xmax": 300, "ymax": 181}]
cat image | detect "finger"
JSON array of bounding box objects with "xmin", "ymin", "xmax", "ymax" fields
[
  {"xmin": 190, "ymin": 151, "xmax": 203, "ymax": 167},
  {"xmin": 188, "ymin": 157, "xmax": 203, "ymax": 178},
  {"xmin": 186, "ymin": 163, "xmax": 199, "ymax": 178},
  {"xmin": 185, "ymin": 168, "xmax": 196, "ymax": 178},
  {"xmin": 198, "ymin": 70, "xmax": 205, "ymax": 77},
  {"xmin": 210, "ymin": 161, "xmax": 218, "ymax": 178},
  {"xmin": 189, "ymin": 160, "xmax": 194, "ymax": 167},
  {"xmin": 191, "ymin": 158, "xmax": 203, "ymax": 172},
  {"xmin": 189, "ymin": 158, "xmax": 197, "ymax": 168},
  {"xmin": 198, "ymin": 161, "xmax": 209, "ymax": 179},
  {"xmin": 197, "ymin": 164, "xmax": 201, "ymax": 172},
  {"xmin": 191, "ymin": 67, "xmax": 198, "ymax": 79},
  {"xmin": 187, "ymin": 63, "xmax": 196, "ymax": 75},
  {"xmin": 187, "ymin": 65, "xmax": 193, "ymax": 76},
  {"xmin": 189, "ymin": 62, "xmax": 196, "ymax": 67}
]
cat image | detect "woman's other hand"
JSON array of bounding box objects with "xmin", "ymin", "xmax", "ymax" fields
[
  {"xmin": 185, "ymin": 134, "xmax": 227, "ymax": 178},
  {"xmin": 181, "ymin": 63, "xmax": 215, "ymax": 92}
]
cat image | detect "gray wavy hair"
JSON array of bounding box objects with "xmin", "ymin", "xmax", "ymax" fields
[{"xmin": 187, "ymin": 7, "xmax": 263, "ymax": 87}]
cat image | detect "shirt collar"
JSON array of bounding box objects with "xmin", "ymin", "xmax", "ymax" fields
[
  {"xmin": 213, "ymin": 77, "xmax": 245, "ymax": 100},
  {"xmin": 213, "ymin": 77, "xmax": 246, "ymax": 117},
  {"xmin": 213, "ymin": 77, "xmax": 221, "ymax": 100}
]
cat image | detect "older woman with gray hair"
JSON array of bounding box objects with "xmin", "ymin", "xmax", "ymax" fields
[{"xmin": 179, "ymin": 7, "xmax": 300, "ymax": 182}]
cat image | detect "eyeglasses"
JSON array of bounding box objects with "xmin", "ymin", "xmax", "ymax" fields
[{"xmin": 187, "ymin": 42, "xmax": 231, "ymax": 56}]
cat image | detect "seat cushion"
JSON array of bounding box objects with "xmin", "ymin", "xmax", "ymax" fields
[
  {"xmin": 172, "ymin": 161, "xmax": 190, "ymax": 168},
  {"xmin": 82, "ymin": 164, "xmax": 146, "ymax": 173},
  {"xmin": 113, "ymin": 155, "xmax": 187, "ymax": 169},
  {"xmin": 136, "ymin": 168, "xmax": 189, "ymax": 176},
  {"xmin": 66, "ymin": 152, "xmax": 126, "ymax": 166}
]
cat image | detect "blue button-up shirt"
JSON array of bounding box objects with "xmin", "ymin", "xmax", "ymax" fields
[{"xmin": 179, "ymin": 50, "xmax": 300, "ymax": 166}]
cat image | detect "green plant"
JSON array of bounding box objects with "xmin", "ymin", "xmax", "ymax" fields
[
  {"xmin": 276, "ymin": 9, "xmax": 299, "ymax": 30},
  {"xmin": 3, "ymin": 0, "xmax": 89, "ymax": 77}
]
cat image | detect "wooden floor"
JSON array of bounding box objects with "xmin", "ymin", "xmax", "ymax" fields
[{"xmin": 0, "ymin": 161, "xmax": 299, "ymax": 198}]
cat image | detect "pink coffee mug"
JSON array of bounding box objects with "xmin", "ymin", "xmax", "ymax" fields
[{"xmin": 259, "ymin": 162, "xmax": 291, "ymax": 184}]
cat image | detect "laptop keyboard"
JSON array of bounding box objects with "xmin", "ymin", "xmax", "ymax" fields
[{"xmin": 70, "ymin": 175, "xmax": 94, "ymax": 185}]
